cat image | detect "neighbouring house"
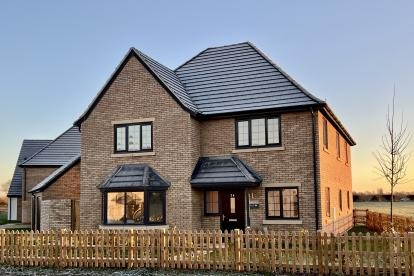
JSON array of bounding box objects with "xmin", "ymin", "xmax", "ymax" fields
[
  {"xmin": 73, "ymin": 42, "xmax": 355, "ymax": 234},
  {"xmin": 19, "ymin": 126, "xmax": 80, "ymax": 230},
  {"xmin": 9, "ymin": 42, "xmax": 355, "ymax": 234},
  {"xmin": 7, "ymin": 140, "xmax": 52, "ymax": 221}
]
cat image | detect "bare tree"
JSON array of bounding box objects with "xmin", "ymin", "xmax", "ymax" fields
[{"xmin": 374, "ymin": 92, "xmax": 411, "ymax": 230}]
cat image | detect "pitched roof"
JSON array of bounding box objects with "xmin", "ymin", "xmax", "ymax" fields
[
  {"xmin": 98, "ymin": 164, "xmax": 170, "ymax": 191},
  {"xmin": 175, "ymin": 42, "xmax": 323, "ymax": 115},
  {"xmin": 73, "ymin": 42, "xmax": 355, "ymax": 145},
  {"xmin": 7, "ymin": 140, "xmax": 52, "ymax": 197},
  {"xmin": 20, "ymin": 126, "xmax": 81, "ymax": 167},
  {"xmin": 190, "ymin": 156, "xmax": 262, "ymax": 188},
  {"xmin": 29, "ymin": 155, "xmax": 80, "ymax": 194}
]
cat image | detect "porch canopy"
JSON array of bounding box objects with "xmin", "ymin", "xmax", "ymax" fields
[
  {"xmin": 98, "ymin": 164, "xmax": 170, "ymax": 191},
  {"xmin": 190, "ymin": 156, "xmax": 262, "ymax": 188}
]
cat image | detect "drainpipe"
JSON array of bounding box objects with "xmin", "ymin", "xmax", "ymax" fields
[{"xmin": 311, "ymin": 108, "xmax": 320, "ymax": 231}]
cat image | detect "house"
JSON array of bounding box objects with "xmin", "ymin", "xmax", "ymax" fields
[
  {"xmin": 8, "ymin": 42, "xmax": 355, "ymax": 233},
  {"xmin": 72, "ymin": 42, "xmax": 355, "ymax": 233},
  {"xmin": 7, "ymin": 140, "xmax": 52, "ymax": 221},
  {"xmin": 18, "ymin": 126, "xmax": 80, "ymax": 230}
]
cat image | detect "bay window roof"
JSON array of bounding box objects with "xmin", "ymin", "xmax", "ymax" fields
[
  {"xmin": 190, "ymin": 156, "xmax": 262, "ymax": 188},
  {"xmin": 98, "ymin": 164, "xmax": 170, "ymax": 191}
]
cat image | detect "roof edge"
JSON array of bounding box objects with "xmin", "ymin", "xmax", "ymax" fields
[
  {"xmin": 29, "ymin": 155, "xmax": 80, "ymax": 193},
  {"xmin": 247, "ymin": 42, "xmax": 325, "ymax": 105},
  {"xmin": 19, "ymin": 126, "xmax": 77, "ymax": 167},
  {"xmin": 318, "ymin": 104, "xmax": 356, "ymax": 146},
  {"xmin": 75, "ymin": 48, "xmax": 199, "ymax": 127}
]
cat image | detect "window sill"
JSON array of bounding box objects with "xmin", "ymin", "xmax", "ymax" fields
[
  {"xmin": 323, "ymin": 147, "xmax": 329, "ymax": 154},
  {"xmin": 263, "ymin": 219, "xmax": 302, "ymax": 225},
  {"xmin": 232, "ymin": 146, "xmax": 285, "ymax": 153},
  {"xmin": 99, "ymin": 224, "xmax": 169, "ymax": 230},
  {"xmin": 111, "ymin": 151, "xmax": 155, "ymax": 157}
]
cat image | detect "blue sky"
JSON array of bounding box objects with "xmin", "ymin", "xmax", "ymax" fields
[{"xmin": 0, "ymin": 1, "xmax": 413, "ymax": 192}]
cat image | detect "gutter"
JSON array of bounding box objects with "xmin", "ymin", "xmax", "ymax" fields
[{"xmin": 311, "ymin": 107, "xmax": 320, "ymax": 231}]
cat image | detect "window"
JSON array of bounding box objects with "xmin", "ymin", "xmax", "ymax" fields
[
  {"xmin": 114, "ymin": 123, "xmax": 152, "ymax": 153},
  {"xmin": 336, "ymin": 132, "xmax": 341, "ymax": 158},
  {"xmin": 236, "ymin": 116, "xmax": 281, "ymax": 148},
  {"xmin": 347, "ymin": 191, "xmax": 350, "ymax": 209},
  {"xmin": 205, "ymin": 191, "xmax": 219, "ymax": 215},
  {"xmin": 339, "ymin": 189, "xmax": 342, "ymax": 211},
  {"xmin": 326, "ymin": 187, "xmax": 330, "ymax": 217},
  {"xmin": 104, "ymin": 190, "xmax": 165, "ymax": 225},
  {"xmin": 345, "ymin": 141, "xmax": 349, "ymax": 163},
  {"xmin": 323, "ymin": 118, "xmax": 328, "ymax": 149},
  {"xmin": 265, "ymin": 188, "xmax": 299, "ymax": 219}
]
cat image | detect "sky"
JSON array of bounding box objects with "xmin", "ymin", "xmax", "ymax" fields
[{"xmin": 0, "ymin": 1, "xmax": 413, "ymax": 193}]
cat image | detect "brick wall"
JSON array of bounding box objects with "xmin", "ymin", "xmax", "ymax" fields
[
  {"xmin": 42, "ymin": 163, "xmax": 80, "ymax": 201},
  {"xmin": 80, "ymin": 56, "xmax": 201, "ymax": 230},
  {"xmin": 199, "ymin": 112, "xmax": 318, "ymax": 232},
  {"xmin": 40, "ymin": 199, "xmax": 72, "ymax": 230},
  {"xmin": 318, "ymin": 111, "xmax": 353, "ymax": 233},
  {"xmin": 21, "ymin": 167, "xmax": 57, "ymax": 224}
]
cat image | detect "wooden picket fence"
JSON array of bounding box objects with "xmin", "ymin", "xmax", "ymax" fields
[{"xmin": 0, "ymin": 229, "xmax": 413, "ymax": 275}]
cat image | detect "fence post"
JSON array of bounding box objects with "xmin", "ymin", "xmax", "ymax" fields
[
  {"xmin": 233, "ymin": 229, "xmax": 242, "ymax": 271},
  {"xmin": 158, "ymin": 229, "xmax": 165, "ymax": 268},
  {"xmin": 409, "ymin": 232, "xmax": 414, "ymax": 275},
  {"xmin": 0, "ymin": 229, "xmax": 5, "ymax": 263}
]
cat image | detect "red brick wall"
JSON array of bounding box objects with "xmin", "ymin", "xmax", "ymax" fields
[
  {"xmin": 42, "ymin": 163, "xmax": 80, "ymax": 200},
  {"xmin": 318, "ymin": 111, "xmax": 353, "ymax": 233}
]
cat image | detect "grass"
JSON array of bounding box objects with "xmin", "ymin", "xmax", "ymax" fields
[
  {"xmin": 0, "ymin": 212, "xmax": 8, "ymax": 225},
  {"xmin": 347, "ymin": 225, "xmax": 375, "ymax": 235}
]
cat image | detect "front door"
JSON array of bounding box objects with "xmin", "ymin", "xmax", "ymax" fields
[{"xmin": 220, "ymin": 190, "xmax": 245, "ymax": 232}]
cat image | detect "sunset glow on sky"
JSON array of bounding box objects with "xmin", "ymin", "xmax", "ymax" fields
[{"xmin": 0, "ymin": 1, "xmax": 413, "ymax": 193}]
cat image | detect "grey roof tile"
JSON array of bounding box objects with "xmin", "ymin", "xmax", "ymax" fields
[
  {"xmin": 29, "ymin": 155, "xmax": 80, "ymax": 193},
  {"xmin": 132, "ymin": 48, "xmax": 199, "ymax": 114},
  {"xmin": 175, "ymin": 42, "xmax": 323, "ymax": 115},
  {"xmin": 20, "ymin": 126, "xmax": 80, "ymax": 167},
  {"xmin": 98, "ymin": 164, "xmax": 170, "ymax": 191},
  {"xmin": 190, "ymin": 156, "xmax": 262, "ymax": 188},
  {"xmin": 7, "ymin": 140, "xmax": 52, "ymax": 197}
]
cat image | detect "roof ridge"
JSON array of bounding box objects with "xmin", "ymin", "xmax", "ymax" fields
[
  {"xmin": 246, "ymin": 42, "xmax": 325, "ymax": 104},
  {"xmin": 19, "ymin": 126, "xmax": 77, "ymax": 167},
  {"xmin": 174, "ymin": 42, "xmax": 250, "ymax": 72}
]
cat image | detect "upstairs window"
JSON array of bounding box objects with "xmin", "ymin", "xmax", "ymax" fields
[
  {"xmin": 114, "ymin": 123, "xmax": 153, "ymax": 153},
  {"xmin": 345, "ymin": 141, "xmax": 349, "ymax": 163},
  {"xmin": 336, "ymin": 132, "xmax": 341, "ymax": 158},
  {"xmin": 236, "ymin": 117, "xmax": 281, "ymax": 148},
  {"xmin": 323, "ymin": 118, "xmax": 328, "ymax": 149}
]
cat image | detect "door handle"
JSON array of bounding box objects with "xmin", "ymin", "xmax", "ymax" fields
[{"xmin": 221, "ymin": 214, "xmax": 226, "ymax": 221}]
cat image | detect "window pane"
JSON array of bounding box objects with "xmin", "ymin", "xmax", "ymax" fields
[
  {"xmin": 267, "ymin": 190, "xmax": 280, "ymax": 217},
  {"xmin": 326, "ymin": 187, "xmax": 330, "ymax": 217},
  {"xmin": 128, "ymin": 125, "xmax": 141, "ymax": 151},
  {"xmin": 230, "ymin": 195, "xmax": 236, "ymax": 214},
  {"xmin": 107, "ymin": 192, "xmax": 125, "ymax": 224},
  {"xmin": 142, "ymin": 124, "xmax": 152, "ymax": 150},
  {"xmin": 251, "ymin": 119, "xmax": 265, "ymax": 146},
  {"xmin": 149, "ymin": 191, "xmax": 164, "ymax": 223},
  {"xmin": 282, "ymin": 189, "xmax": 299, "ymax": 218},
  {"xmin": 125, "ymin": 192, "xmax": 144, "ymax": 224},
  {"xmin": 267, "ymin": 118, "xmax": 280, "ymax": 144},
  {"xmin": 323, "ymin": 119, "xmax": 328, "ymax": 149},
  {"xmin": 339, "ymin": 190, "xmax": 342, "ymax": 211},
  {"xmin": 206, "ymin": 191, "xmax": 219, "ymax": 214},
  {"xmin": 237, "ymin": 121, "xmax": 249, "ymax": 146},
  {"xmin": 116, "ymin": 127, "xmax": 126, "ymax": 151},
  {"xmin": 336, "ymin": 133, "xmax": 341, "ymax": 158}
]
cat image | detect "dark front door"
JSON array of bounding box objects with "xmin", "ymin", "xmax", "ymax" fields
[{"xmin": 220, "ymin": 190, "xmax": 245, "ymax": 232}]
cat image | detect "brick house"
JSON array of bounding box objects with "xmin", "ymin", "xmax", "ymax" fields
[
  {"xmin": 72, "ymin": 42, "xmax": 355, "ymax": 233},
  {"xmin": 8, "ymin": 42, "xmax": 355, "ymax": 233},
  {"xmin": 7, "ymin": 140, "xmax": 51, "ymax": 221},
  {"xmin": 18, "ymin": 126, "xmax": 80, "ymax": 230}
]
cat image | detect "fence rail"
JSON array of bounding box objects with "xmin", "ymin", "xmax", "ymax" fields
[{"xmin": 0, "ymin": 229, "xmax": 414, "ymax": 275}]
